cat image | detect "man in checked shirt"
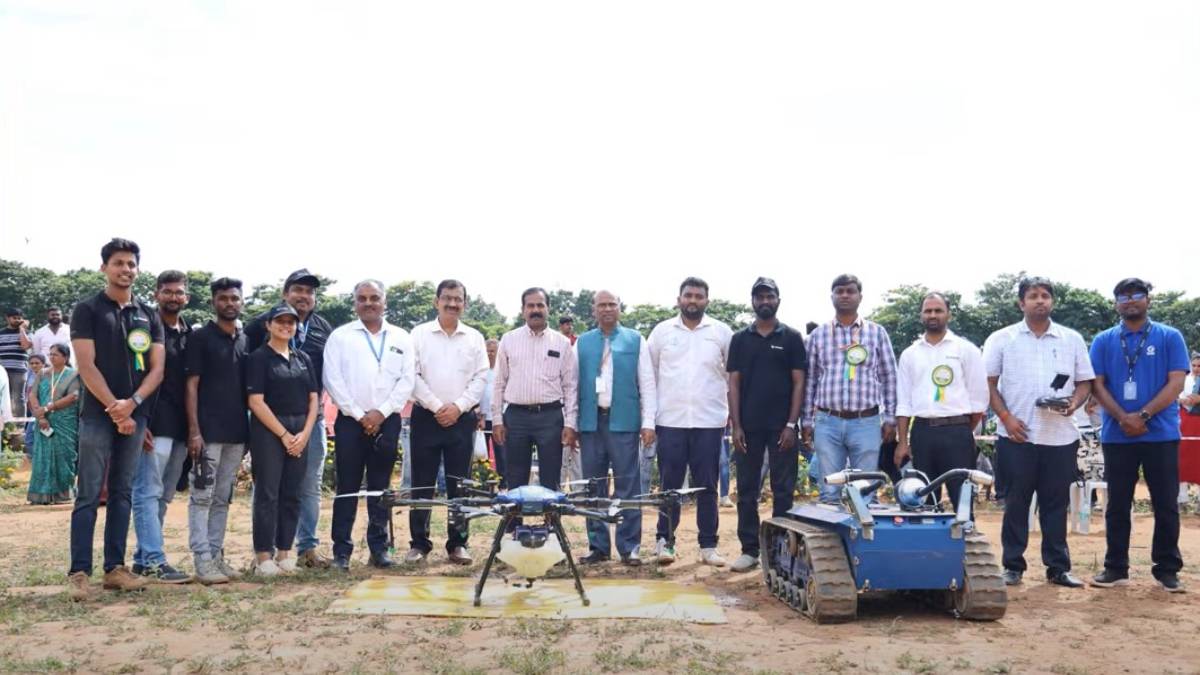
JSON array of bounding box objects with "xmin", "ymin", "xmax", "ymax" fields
[{"xmin": 801, "ymin": 274, "xmax": 899, "ymax": 504}]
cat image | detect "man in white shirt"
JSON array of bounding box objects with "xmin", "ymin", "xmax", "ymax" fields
[
  {"xmin": 31, "ymin": 307, "xmax": 72, "ymax": 364},
  {"xmin": 983, "ymin": 277, "xmax": 1094, "ymax": 589},
  {"xmin": 406, "ymin": 280, "xmax": 489, "ymax": 565},
  {"xmin": 576, "ymin": 290, "xmax": 657, "ymax": 566},
  {"xmin": 323, "ymin": 280, "xmax": 415, "ymax": 570},
  {"xmin": 480, "ymin": 338, "xmax": 506, "ymax": 486},
  {"xmin": 646, "ymin": 277, "xmax": 733, "ymax": 567},
  {"xmin": 894, "ymin": 293, "xmax": 989, "ymax": 510}
]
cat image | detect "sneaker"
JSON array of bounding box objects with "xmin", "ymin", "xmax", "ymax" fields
[
  {"xmin": 1157, "ymin": 574, "xmax": 1185, "ymax": 593},
  {"xmin": 276, "ymin": 557, "xmax": 298, "ymax": 574},
  {"xmin": 579, "ymin": 550, "xmax": 610, "ymax": 565},
  {"xmin": 448, "ymin": 547, "xmax": 473, "ymax": 566},
  {"xmin": 700, "ymin": 548, "xmax": 726, "ymax": 567},
  {"xmin": 102, "ymin": 566, "xmax": 150, "ymax": 592},
  {"xmin": 255, "ymin": 559, "xmax": 281, "ymax": 578},
  {"xmin": 193, "ymin": 559, "xmax": 229, "ymax": 586},
  {"xmin": 1090, "ymin": 569, "xmax": 1130, "ymax": 588},
  {"xmin": 719, "ymin": 496, "xmax": 734, "ymax": 508},
  {"xmin": 297, "ymin": 549, "xmax": 331, "ymax": 570},
  {"xmin": 404, "ymin": 548, "xmax": 428, "ymax": 564},
  {"xmin": 621, "ymin": 545, "xmax": 642, "ymax": 567},
  {"xmin": 215, "ymin": 555, "xmax": 241, "ymax": 580},
  {"xmin": 1002, "ymin": 569, "xmax": 1023, "ymax": 586},
  {"xmin": 67, "ymin": 571, "xmax": 90, "ymax": 602},
  {"xmin": 143, "ymin": 563, "xmax": 192, "ymax": 584},
  {"xmin": 730, "ymin": 553, "xmax": 759, "ymax": 572},
  {"xmin": 130, "ymin": 563, "xmax": 146, "ymax": 576},
  {"xmin": 654, "ymin": 539, "xmax": 676, "ymax": 565}
]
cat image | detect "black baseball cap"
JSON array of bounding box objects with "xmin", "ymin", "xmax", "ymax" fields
[
  {"xmin": 267, "ymin": 304, "xmax": 300, "ymax": 322},
  {"xmin": 751, "ymin": 277, "xmax": 779, "ymax": 294},
  {"xmin": 284, "ymin": 268, "xmax": 320, "ymax": 291},
  {"xmin": 1112, "ymin": 277, "xmax": 1152, "ymax": 297}
]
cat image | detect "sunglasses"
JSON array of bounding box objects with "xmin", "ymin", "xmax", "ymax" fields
[{"xmin": 1115, "ymin": 292, "xmax": 1147, "ymax": 304}]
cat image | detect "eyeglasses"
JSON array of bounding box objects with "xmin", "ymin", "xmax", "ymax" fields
[{"xmin": 1115, "ymin": 292, "xmax": 1147, "ymax": 304}]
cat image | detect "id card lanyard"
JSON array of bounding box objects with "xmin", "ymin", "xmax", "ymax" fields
[
  {"xmin": 363, "ymin": 328, "xmax": 388, "ymax": 372},
  {"xmin": 1119, "ymin": 323, "xmax": 1150, "ymax": 401},
  {"xmin": 596, "ymin": 336, "xmax": 612, "ymax": 395}
]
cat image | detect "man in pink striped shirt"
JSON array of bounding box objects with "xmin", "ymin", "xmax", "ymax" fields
[{"xmin": 491, "ymin": 287, "xmax": 579, "ymax": 491}]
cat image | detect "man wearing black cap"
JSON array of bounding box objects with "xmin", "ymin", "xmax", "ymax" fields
[
  {"xmin": 726, "ymin": 278, "xmax": 807, "ymax": 572},
  {"xmin": 0, "ymin": 308, "xmax": 32, "ymax": 419},
  {"xmin": 245, "ymin": 268, "xmax": 334, "ymax": 568},
  {"xmin": 1088, "ymin": 278, "xmax": 1188, "ymax": 593}
]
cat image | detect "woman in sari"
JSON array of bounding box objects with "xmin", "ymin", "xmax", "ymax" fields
[{"xmin": 27, "ymin": 343, "xmax": 80, "ymax": 505}]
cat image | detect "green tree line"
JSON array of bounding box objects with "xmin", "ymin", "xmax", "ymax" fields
[{"xmin": 5, "ymin": 259, "xmax": 1195, "ymax": 349}]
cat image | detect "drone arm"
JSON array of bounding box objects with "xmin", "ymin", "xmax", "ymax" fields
[{"xmin": 559, "ymin": 505, "xmax": 619, "ymax": 523}]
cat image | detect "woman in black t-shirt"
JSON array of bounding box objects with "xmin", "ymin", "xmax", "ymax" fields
[{"xmin": 245, "ymin": 305, "xmax": 319, "ymax": 577}]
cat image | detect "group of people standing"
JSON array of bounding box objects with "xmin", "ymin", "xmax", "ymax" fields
[{"xmin": 4, "ymin": 236, "xmax": 1186, "ymax": 599}]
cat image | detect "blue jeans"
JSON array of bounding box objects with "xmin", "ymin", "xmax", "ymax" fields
[
  {"xmin": 581, "ymin": 420, "xmax": 642, "ymax": 558},
  {"xmin": 70, "ymin": 415, "xmax": 147, "ymax": 575},
  {"xmin": 813, "ymin": 412, "xmax": 883, "ymax": 503},
  {"xmin": 132, "ymin": 436, "xmax": 187, "ymax": 567},
  {"xmin": 295, "ymin": 422, "xmax": 326, "ymax": 554}
]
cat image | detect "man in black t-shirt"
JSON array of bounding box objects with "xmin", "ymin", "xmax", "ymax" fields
[
  {"xmin": 726, "ymin": 278, "xmax": 807, "ymax": 573},
  {"xmin": 67, "ymin": 238, "xmax": 165, "ymax": 601},
  {"xmin": 184, "ymin": 278, "xmax": 250, "ymax": 585},
  {"xmin": 130, "ymin": 271, "xmax": 192, "ymax": 583},
  {"xmin": 244, "ymin": 268, "xmax": 333, "ymax": 568}
]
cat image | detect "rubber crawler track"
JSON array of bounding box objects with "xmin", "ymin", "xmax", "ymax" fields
[
  {"xmin": 954, "ymin": 531, "xmax": 1007, "ymax": 620},
  {"xmin": 760, "ymin": 518, "xmax": 857, "ymax": 623}
]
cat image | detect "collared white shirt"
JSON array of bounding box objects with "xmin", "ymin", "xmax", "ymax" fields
[
  {"xmin": 896, "ymin": 330, "xmax": 989, "ymax": 419},
  {"xmin": 31, "ymin": 324, "xmax": 72, "ymax": 363},
  {"xmin": 579, "ymin": 330, "xmax": 658, "ymax": 430},
  {"xmin": 982, "ymin": 319, "xmax": 1095, "ymax": 446},
  {"xmin": 322, "ymin": 319, "xmax": 415, "ymax": 420},
  {"xmin": 647, "ymin": 314, "xmax": 733, "ymax": 429},
  {"xmin": 481, "ymin": 367, "xmax": 495, "ymax": 421},
  {"xmin": 410, "ymin": 319, "xmax": 489, "ymax": 415}
]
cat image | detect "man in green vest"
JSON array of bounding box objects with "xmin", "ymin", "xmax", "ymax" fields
[{"xmin": 577, "ymin": 290, "xmax": 657, "ymax": 565}]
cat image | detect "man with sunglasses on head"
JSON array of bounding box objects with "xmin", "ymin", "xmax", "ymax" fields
[
  {"xmin": 323, "ymin": 280, "xmax": 414, "ymax": 570},
  {"xmin": 1087, "ymin": 278, "xmax": 1188, "ymax": 593},
  {"xmin": 246, "ymin": 268, "xmax": 334, "ymax": 568}
]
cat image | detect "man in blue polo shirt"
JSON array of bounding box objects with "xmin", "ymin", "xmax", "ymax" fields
[{"xmin": 1087, "ymin": 278, "xmax": 1188, "ymax": 593}]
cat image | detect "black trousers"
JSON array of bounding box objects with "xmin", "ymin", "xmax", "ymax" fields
[
  {"xmin": 911, "ymin": 420, "xmax": 978, "ymax": 510},
  {"xmin": 503, "ymin": 406, "xmax": 564, "ymax": 492},
  {"xmin": 331, "ymin": 412, "xmax": 401, "ymax": 557},
  {"xmin": 250, "ymin": 414, "xmax": 308, "ymax": 553},
  {"xmin": 998, "ymin": 437, "xmax": 1077, "ymax": 575},
  {"xmin": 409, "ymin": 406, "xmax": 476, "ymax": 553},
  {"xmin": 734, "ymin": 429, "xmax": 798, "ymax": 556},
  {"xmin": 1102, "ymin": 441, "xmax": 1183, "ymax": 578}
]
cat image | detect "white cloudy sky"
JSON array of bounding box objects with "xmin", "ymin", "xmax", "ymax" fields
[{"xmin": 2, "ymin": 1, "xmax": 1198, "ymax": 325}]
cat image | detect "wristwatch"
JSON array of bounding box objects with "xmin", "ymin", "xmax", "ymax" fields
[
  {"xmin": 131, "ymin": 393, "xmax": 145, "ymax": 407},
  {"xmin": 1138, "ymin": 409, "xmax": 1151, "ymax": 421},
  {"xmin": 786, "ymin": 422, "xmax": 799, "ymax": 431}
]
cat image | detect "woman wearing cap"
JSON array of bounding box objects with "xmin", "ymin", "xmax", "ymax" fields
[{"xmin": 245, "ymin": 304, "xmax": 319, "ymax": 576}]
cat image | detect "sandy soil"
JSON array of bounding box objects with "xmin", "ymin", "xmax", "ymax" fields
[{"xmin": 1, "ymin": 459, "xmax": 1197, "ymax": 675}]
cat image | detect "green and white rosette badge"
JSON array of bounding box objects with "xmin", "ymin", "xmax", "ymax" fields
[
  {"xmin": 843, "ymin": 344, "xmax": 868, "ymax": 381},
  {"xmin": 931, "ymin": 364, "xmax": 954, "ymax": 402},
  {"xmin": 127, "ymin": 327, "xmax": 152, "ymax": 372}
]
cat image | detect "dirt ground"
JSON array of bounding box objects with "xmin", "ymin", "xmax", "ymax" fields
[{"xmin": 1, "ymin": 459, "xmax": 1198, "ymax": 675}]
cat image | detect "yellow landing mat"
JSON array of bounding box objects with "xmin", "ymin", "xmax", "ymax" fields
[{"xmin": 327, "ymin": 576, "xmax": 727, "ymax": 624}]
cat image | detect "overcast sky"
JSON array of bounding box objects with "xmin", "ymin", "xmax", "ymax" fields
[{"xmin": 2, "ymin": 1, "xmax": 1198, "ymax": 326}]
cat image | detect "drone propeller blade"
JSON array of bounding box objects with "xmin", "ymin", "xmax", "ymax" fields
[
  {"xmin": 672, "ymin": 487, "xmax": 707, "ymax": 495},
  {"xmin": 333, "ymin": 490, "xmax": 386, "ymax": 499},
  {"xmin": 447, "ymin": 475, "xmax": 481, "ymax": 487}
]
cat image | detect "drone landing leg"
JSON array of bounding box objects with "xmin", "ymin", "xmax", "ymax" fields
[
  {"xmin": 552, "ymin": 515, "xmax": 590, "ymax": 606},
  {"xmin": 474, "ymin": 513, "xmax": 511, "ymax": 607}
]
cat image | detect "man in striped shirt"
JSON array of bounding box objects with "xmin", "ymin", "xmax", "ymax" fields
[
  {"xmin": 801, "ymin": 274, "xmax": 898, "ymax": 504},
  {"xmin": 492, "ymin": 287, "xmax": 579, "ymax": 492}
]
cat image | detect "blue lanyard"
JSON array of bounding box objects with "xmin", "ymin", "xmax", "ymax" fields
[
  {"xmin": 1119, "ymin": 322, "xmax": 1150, "ymax": 382},
  {"xmin": 291, "ymin": 315, "xmax": 311, "ymax": 350},
  {"xmin": 363, "ymin": 328, "xmax": 387, "ymax": 368}
]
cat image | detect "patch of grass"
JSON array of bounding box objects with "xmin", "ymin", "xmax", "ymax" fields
[
  {"xmin": 0, "ymin": 647, "xmax": 81, "ymax": 674},
  {"xmin": 431, "ymin": 618, "xmax": 465, "ymax": 637},
  {"xmin": 1049, "ymin": 665, "xmax": 1091, "ymax": 675},
  {"xmin": 593, "ymin": 638, "xmax": 671, "ymax": 672},
  {"xmin": 814, "ymin": 650, "xmax": 858, "ymax": 673},
  {"xmin": 497, "ymin": 617, "xmax": 572, "ymax": 641},
  {"xmin": 983, "ymin": 662, "xmax": 1013, "ymax": 674},
  {"xmin": 951, "ymin": 657, "xmax": 973, "ymax": 670},
  {"xmin": 498, "ymin": 645, "xmax": 566, "ymax": 675},
  {"xmin": 896, "ymin": 651, "xmax": 938, "ymax": 674}
]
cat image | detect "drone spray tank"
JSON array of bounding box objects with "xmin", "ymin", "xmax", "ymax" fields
[{"xmin": 495, "ymin": 529, "xmax": 566, "ymax": 579}]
